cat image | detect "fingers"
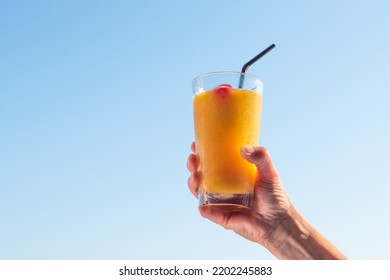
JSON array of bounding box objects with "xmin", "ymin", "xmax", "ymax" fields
[
  {"xmin": 240, "ymin": 146, "xmax": 280, "ymax": 185},
  {"xmin": 191, "ymin": 141, "xmax": 196, "ymax": 153},
  {"xmin": 187, "ymin": 170, "xmax": 200, "ymax": 198},
  {"xmin": 198, "ymin": 206, "xmax": 231, "ymax": 229},
  {"xmin": 187, "ymin": 142, "xmax": 200, "ymax": 198},
  {"xmin": 187, "ymin": 153, "xmax": 197, "ymax": 172}
]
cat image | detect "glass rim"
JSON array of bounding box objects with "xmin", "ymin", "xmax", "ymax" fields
[{"xmin": 192, "ymin": 71, "xmax": 263, "ymax": 85}]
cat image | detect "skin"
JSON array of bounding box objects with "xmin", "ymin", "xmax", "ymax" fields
[{"xmin": 187, "ymin": 142, "xmax": 347, "ymax": 260}]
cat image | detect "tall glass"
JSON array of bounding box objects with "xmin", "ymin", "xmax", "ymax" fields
[{"xmin": 192, "ymin": 71, "xmax": 264, "ymax": 211}]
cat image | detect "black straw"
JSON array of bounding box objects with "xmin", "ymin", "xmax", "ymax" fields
[{"xmin": 238, "ymin": 43, "xmax": 276, "ymax": 88}]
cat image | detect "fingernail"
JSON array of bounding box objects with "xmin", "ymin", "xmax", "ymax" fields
[{"xmin": 241, "ymin": 146, "xmax": 255, "ymax": 155}]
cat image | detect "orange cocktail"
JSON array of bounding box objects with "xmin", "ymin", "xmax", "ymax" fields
[{"xmin": 192, "ymin": 72, "xmax": 263, "ymax": 210}]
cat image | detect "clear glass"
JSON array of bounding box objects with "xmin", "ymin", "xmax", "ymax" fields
[{"xmin": 192, "ymin": 71, "xmax": 264, "ymax": 211}]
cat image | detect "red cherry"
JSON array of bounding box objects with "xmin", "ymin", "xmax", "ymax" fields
[
  {"xmin": 214, "ymin": 84, "xmax": 232, "ymax": 98},
  {"xmin": 218, "ymin": 84, "xmax": 232, "ymax": 88}
]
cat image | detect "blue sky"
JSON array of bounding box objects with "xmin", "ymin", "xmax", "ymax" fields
[{"xmin": 1, "ymin": 0, "xmax": 390, "ymax": 259}]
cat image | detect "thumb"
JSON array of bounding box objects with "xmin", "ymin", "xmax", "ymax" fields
[{"xmin": 240, "ymin": 146, "xmax": 280, "ymax": 184}]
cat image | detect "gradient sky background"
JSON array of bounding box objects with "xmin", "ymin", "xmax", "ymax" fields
[{"xmin": 1, "ymin": 0, "xmax": 389, "ymax": 260}]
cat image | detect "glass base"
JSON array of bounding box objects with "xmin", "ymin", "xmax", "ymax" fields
[{"xmin": 199, "ymin": 191, "xmax": 252, "ymax": 212}]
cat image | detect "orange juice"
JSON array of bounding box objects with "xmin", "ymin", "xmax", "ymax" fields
[{"xmin": 193, "ymin": 83, "xmax": 262, "ymax": 209}]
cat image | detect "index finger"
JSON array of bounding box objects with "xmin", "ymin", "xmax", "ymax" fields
[{"xmin": 191, "ymin": 141, "xmax": 196, "ymax": 153}]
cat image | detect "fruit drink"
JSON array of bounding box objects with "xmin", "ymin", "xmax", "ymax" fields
[{"xmin": 193, "ymin": 82, "xmax": 262, "ymax": 209}]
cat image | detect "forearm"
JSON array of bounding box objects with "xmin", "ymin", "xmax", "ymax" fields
[{"xmin": 263, "ymin": 207, "xmax": 347, "ymax": 260}]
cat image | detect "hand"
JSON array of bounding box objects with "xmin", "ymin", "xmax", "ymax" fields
[
  {"xmin": 187, "ymin": 142, "xmax": 347, "ymax": 259},
  {"xmin": 187, "ymin": 142, "xmax": 293, "ymax": 245}
]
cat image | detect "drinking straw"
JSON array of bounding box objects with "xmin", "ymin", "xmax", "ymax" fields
[{"xmin": 238, "ymin": 43, "xmax": 276, "ymax": 88}]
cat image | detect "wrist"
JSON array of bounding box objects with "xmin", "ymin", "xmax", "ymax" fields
[
  {"xmin": 262, "ymin": 206, "xmax": 307, "ymax": 259},
  {"xmin": 262, "ymin": 206, "xmax": 346, "ymax": 260}
]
